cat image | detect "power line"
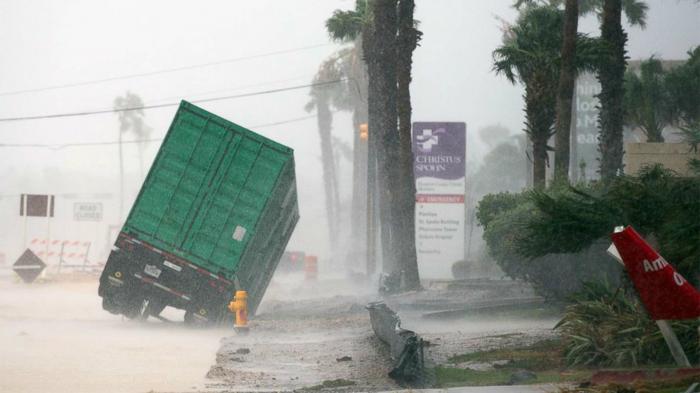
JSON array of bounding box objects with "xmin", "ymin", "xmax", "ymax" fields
[
  {"xmin": 0, "ymin": 79, "xmax": 345, "ymax": 122},
  {"xmin": 0, "ymin": 43, "xmax": 333, "ymax": 97},
  {"xmin": 145, "ymin": 74, "xmax": 312, "ymax": 105},
  {"xmin": 0, "ymin": 111, "xmax": 340, "ymax": 149},
  {"xmin": 0, "ymin": 138, "xmax": 163, "ymax": 150}
]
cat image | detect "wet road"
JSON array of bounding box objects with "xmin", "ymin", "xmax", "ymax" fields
[{"xmin": 0, "ymin": 274, "xmax": 227, "ymax": 393}]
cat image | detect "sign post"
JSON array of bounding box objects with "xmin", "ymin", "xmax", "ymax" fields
[
  {"xmin": 412, "ymin": 122, "xmax": 466, "ymax": 278},
  {"xmin": 20, "ymin": 194, "xmax": 55, "ymax": 279},
  {"xmin": 12, "ymin": 249, "xmax": 46, "ymax": 283}
]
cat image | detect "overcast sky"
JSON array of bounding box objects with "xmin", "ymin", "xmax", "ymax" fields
[{"xmin": 0, "ymin": 0, "xmax": 698, "ymax": 260}]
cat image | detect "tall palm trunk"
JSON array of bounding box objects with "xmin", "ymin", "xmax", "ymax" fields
[
  {"xmin": 526, "ymin": 74, "xmax": 557, "ymax": 188},
  {"xmin": 317, "ymin": 99, "xmax": 339, "ymax": 250},
  {"xmin": 372, "ymin": 0, "xmax": 400, "ymax": 275},
  {"xmin": 362, "ymin": 14, "xmax": 382, "ymax": 275},
  {"xmin": 598, "ymin": 0, "xmax": 627, "ymax": 180},
  {"xmin": 396, "ymin": 0, "xmax": 420, "ymax": 290},
  {"xmin": 554, "ymin": 0, "xmax": 579, "ymax": 183},
  {"xmin": 349, "ymin": 39, "xmax": 369, "ymax": 272}
]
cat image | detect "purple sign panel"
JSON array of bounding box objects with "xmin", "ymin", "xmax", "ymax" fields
[{"xmin": 412, "ymin": 122, "xmax": 466, "ymax": 180}]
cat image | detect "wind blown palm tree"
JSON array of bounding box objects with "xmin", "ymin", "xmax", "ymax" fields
[
  {"xmin": 596, "ymin": 0, "xmax": 647, "ymax": 179},
  {"xmin": 494, "ymin": 5, "xmax": 598, "ymax": 188},
  {"xmin": 326, "ymin": 0, "xmax": 421, "ymax": 291},
  {"xmin": 305, "ymin": 55, "xmax": 348, "ymax": 253},
  {"xmin": 394, "ymin": 0, "xmax": 421, "ymax": 290},
  {"xmin": 326, "ymin": 3, "xmax": 372, "ymax": 273},
  {"xmin": 623, "ymin": 57, "xmax": 674, "ymax": 142},
  {"xmin": 553, "ymin": 0, "xmax": 579, "ymax": 182},
  {"xmin": 517, "ymin": 0, "xmax": 647, "ymax": 181},
  {"xmin": 113, "ymin": 91, "xmax": 151, "ymax": 221}
]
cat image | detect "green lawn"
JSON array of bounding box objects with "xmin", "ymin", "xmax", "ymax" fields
[{"xmin": 437, "ymin": 338, "xmax": 593, "ymax": 388}]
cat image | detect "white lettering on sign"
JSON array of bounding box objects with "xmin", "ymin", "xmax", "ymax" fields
[
  {"xmin": 73, "ymin": 202, "xmax": 103, "ymax": 221},
  {"xmin": 673, "ymin": 272, "xmax": 686, "ymax": 286},
  {"xmin": 642, "ymin": 257, "xmax": 669, "ymax": 272}
]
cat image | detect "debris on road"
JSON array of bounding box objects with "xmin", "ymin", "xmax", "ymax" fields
[
  {"xmin": 367, "ymin": 301, "xmax": 435, "ymax": 388},
  {"xmin": 203, "ymin": 278, "xmax": 558, "ymax": 392}
]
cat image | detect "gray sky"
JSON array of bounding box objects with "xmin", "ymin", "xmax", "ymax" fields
[{"xmin": 0, "ymin": 0, "xmax": 698, "ymax": 259}]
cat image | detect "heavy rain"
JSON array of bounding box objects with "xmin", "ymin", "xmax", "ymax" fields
[{"xmin": 1, "ymin": 1, "xmax": 700, "ymax": 392}]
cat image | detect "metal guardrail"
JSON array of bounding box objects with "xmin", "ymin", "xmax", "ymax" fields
[{"xmin": 366, "ymin": 301, "xmax": 435, "ymax": 388}]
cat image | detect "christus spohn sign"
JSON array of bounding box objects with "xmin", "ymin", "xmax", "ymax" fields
[
  {"xmin": 412, "ymin": 122, "xmax": 466, "ymax": 279},
  {"xmin": 413, "ymin": 122, "xmax": 466, "ymax": 181}
]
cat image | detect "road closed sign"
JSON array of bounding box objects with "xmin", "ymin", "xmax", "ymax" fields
[{"xmin": 74, "ymin": 202, "xmax": 103, "ymax": 221}]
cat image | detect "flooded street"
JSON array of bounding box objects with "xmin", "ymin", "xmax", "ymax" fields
[
  {"xmin": 0, "ymin": 274, "xmax": 225, "ymax": 393},
  {"xmin": 0, "ymin": 271, "xmax": 560, "ymax": 393}
]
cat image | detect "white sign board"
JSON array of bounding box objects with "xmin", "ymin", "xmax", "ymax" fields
[
  {"xmin": 73, "ymin": 202, "xmax": 103, "ymax": 221},
  {"xmin": 413, "ymin": 122, "xmax": 466, "ymax": 279}
]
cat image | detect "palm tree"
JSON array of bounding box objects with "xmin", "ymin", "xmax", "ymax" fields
[
  {"xmin": 326, "ymin": 0, "xmax": 367, "ymax": 41},
  {"xmin": 623, "ymin": 57, "xmax": 674, "ymax": 142},
  {"xmin": 327, "ymin": 0, "xmax": 421, "ymax": 291},
  {"xmin": 666, "ymin": 46, "xmax": 700, "ymax": 129},
  {"xmin": 596, "ymin": 0, "xmax": 647, "ymax": 179},
  {"xmin": 395, "ymin": 0, "xmax": 421, "ymax": 289},
  {"xmin": 327, "ymin": 0, "xmax": 398, "ymax": 278},
  {"xmin": 517, "ymin": 0, "xmax": 646, "ymax": 182},
  {"xmin": 553, "ymin": 0, "xmax": 579, "ymax": 183},
  {"xmin": 113, "ymin": 91, "xmax": 150, "ymax": 221},
  {"xmin": 363, "ymin": 0, "xmax": 400, "ymax": 277},
  {"xmin": 305, "ymin": 55, "xmax": 347, "ymax": 253},
  {"xmin": 493, "ymin": 5, "xmax": 598, "ymax": 188},
  {"xmin": 326, "ymin": 4, "xmax": 372, "ymax": 273}
]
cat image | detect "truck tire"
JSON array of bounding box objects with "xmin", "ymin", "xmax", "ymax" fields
[
  {"xmin": 102, "ymin": 296, "xmax": 120, "ymax": 315},
  {"xmin": 140, "ymin": 300, "xmax": 166, "ymax": 321},
  {"xmin": 123, "ymin": 297, "xmax": 146, "ymax": 320}
]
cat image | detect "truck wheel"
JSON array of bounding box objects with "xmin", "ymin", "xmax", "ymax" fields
[
  {"xmin": 123, "ymin": 297, "xmax": 146, "ymax": 320},
  {"xmin": 140, "ymin": 300, "xmax": 166, "ymax": 321},
  {"xmin": 102, "ymin": 296, "xmax": 120, "ymax": 314}
]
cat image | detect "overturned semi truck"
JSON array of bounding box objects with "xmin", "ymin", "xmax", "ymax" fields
[{"xmin": 99, "ymin": 101, "xmax": 299, "ymax": 325}]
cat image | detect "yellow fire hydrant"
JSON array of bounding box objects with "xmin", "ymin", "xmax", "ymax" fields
[{"xmin": 228, "ymin": 290, "xmax": 249, "ymax": 333}]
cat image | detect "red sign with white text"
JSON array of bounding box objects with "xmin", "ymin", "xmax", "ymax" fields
[
  {"xmin": 611, "ymin": 226, "xmax": 700, "ymax": 320},
  {"xmin": 415, "ymin": 194, "xmax": 465, "ymax": 203}
]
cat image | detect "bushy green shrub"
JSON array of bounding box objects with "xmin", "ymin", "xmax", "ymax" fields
[
  {"xmin": 476, "ymin": 164, "xmax": 700, "ymax": 300},
  {"xmin": 519, "ymin": 165, "xmax": 700, "ymax": 282},
  {"xmin": 475, "ymin": 191, "xmax": 528, "ymax": 231},
  {"xmin": 556, "ymin": 282, "xmax": 699, "ymax": 366},
  {"xmin": 479, "ymin": 192, "xmax": 621, "ymax": 301}
]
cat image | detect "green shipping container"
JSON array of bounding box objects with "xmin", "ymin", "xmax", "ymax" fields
[{"xmin": 99, "ymin": 101, "xmax": 299, "ymax": 322}]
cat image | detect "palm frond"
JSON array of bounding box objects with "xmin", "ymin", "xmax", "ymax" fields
[
  {"xmin": 325, "ymin": 0, "xmax": 367, "ymax": 42},
  {"xmin": 622, "ymin": 0, "xmax": 648, "ymax": 28}
]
